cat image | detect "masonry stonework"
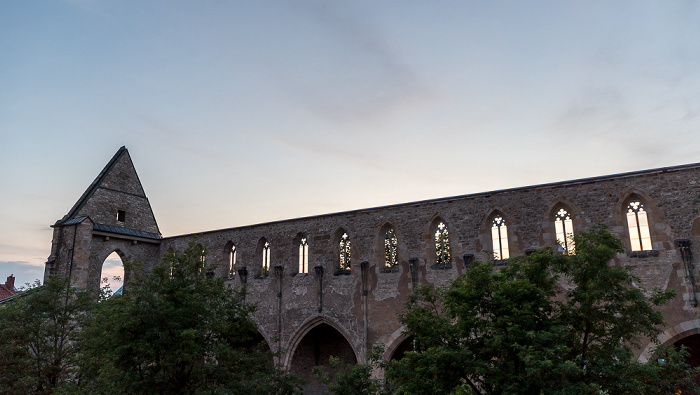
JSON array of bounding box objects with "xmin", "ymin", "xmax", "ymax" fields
[{"xmin": 45, "ymin": 147, "xmax": 700, "ymax": 393}]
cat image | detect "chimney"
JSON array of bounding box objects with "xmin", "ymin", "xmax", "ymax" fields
[{"xmin": 6, "ymin": 275, "xmax": 15, "ymax": 291}]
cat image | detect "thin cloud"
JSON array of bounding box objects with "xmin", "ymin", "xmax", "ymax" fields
[
  {"xmin": 272, "ymin": 134, "xmax": 382, "ymax": 171},
  {"xmin": 270, "ymin": 1, "xmax": 437, "ymax": 125}
]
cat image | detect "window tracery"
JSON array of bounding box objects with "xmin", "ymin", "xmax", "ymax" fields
[
  {"xmin": 339, "ymin": 232, "xmax": 351, "ymax": 271},
  {"xmin": 228, "ymin": 245, "xmax": 236, "ymax": 278},
  {"xmin": 262, "ymin": 241, "xmax": 270, "ymax": 276},
  {"xmin": 299, "ymin": 237, "xmax": 309, "ymax": 274},
  {"xmin": 385, "ymin": 228, "xmax": 398, "ymax": 267},
  {"xmin": 491, "ymin": 216, "xmax": 509, "ymax": 260},
  {"xmin": 435, "ymin": 221, "xmax": 451, "ymax": 265},
  {"xmin": 554, "ymin": 208, "xmax": 575, "ymax": 255},
  {"xmin": 627, "ymin": 201, "xmax": 652, "ymax": 251}
]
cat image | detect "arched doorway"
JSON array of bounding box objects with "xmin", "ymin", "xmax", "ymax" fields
[
  {"xmin": 390, "ymin": 335, "xmax": 415, "ymax": 361},
  {"xmin": 100, "ymin": 251, "xmax": 124, "ymax": 295},
  {"xmin": 673, "ymin": 334, "xmax": 700, "ymax": 385},
  {"xmin": 290, "ymin": 323, "xmax": 357, "ymax": 394}
]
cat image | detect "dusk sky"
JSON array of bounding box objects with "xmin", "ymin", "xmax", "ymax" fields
[{"xmin": 2, "ymin": 1, "xmax": 700, "ymax": 288}]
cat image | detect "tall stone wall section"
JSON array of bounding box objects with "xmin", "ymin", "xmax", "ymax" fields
[{"xmin": 158, "ymin": 164, "xmax": 700, "ymax": 367}]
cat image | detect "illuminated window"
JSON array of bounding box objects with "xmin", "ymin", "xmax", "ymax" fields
[
  {"xmin": 228, "ymin": 245, "xmax": 236, "ymax": 278},
  {"xmin": 385, "ymin": 228, "xmax": 398, "ymax": 267},
  {"xmin": 299, "ymin": 238, "xmax": 309, "ymax": 274},
  {"xmin": 627, "ymin": 201, "xmax": 652, "ymax": 251},
  {"xmin": 554, "ymin": 208, "xmax": 575, "ymax": 255},
  {"xmin": 491, "ymin": 216, "xmax": 509, "ymax": 260},
  {"xmin": 435, "ymin": 222, "xmax": 451, "ymax": 265},
  {"xmin": 262, "ymin": 241, "xmax": 270, "ymax": 276},
  {"xmin": 339, "ymin": 232, "xmax": 351, "ymax": 271}
]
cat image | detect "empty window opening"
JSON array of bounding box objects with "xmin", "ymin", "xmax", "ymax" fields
[
  {"xmin": 435, "ymin": 222, "xmax": 451, "ymax": 265},
  {"xmin": 627, "ymin": 201, "xmax": 652, "ymax": 251},
  {"xmin": 339, "ymin": 233, "xmax": 351, "ymax": 271},
  {"xmin": 491, "ymin": 216, "xmax": 510, "ymax": 260},
  {"xmin": 116, "ymin": 210, "xmax": 126, "ymax": 222},
  {"xmin": 262, "ymin": 241, "xmax": 270, "ymax": 276},
  {"xmin": 228, "ymin": 246, "xmax": 237, "ymax": 278},
  {"xmin": 554, "ymin": 208, "xmax": 575, "ymax": 255},
  {"xmin": 299, "ymin": 238, "xmax": 309, "ymax": 274},
  {"xmin": 101, "ymin": 251, "xmax": 124, "ymax": 295},
  {"xmin": 385, "ymin": 228, "xmax": 398, "ymax": 267}
]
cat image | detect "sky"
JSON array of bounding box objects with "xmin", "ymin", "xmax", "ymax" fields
[{"xmin": 2, "ymin": 1, "xmax": 700, "ymax": 288}]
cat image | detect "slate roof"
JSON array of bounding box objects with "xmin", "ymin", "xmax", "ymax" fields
[{"xmin": 93, "ymin": 223, "xmax": 161, "ymax": 240}]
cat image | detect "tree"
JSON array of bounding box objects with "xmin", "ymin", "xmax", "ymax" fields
[
  {"xmin": 314, "ymin": 349, "xmax": 384, "ymax": 395},
  {"xmin": 0, "ymin": 275, "xmax": 97, "ymax": 394},
  {"xmin": 76, "ymin": 242, "xmax": 303, "ymax": 394},
  {"xmin": 386, "ymin": 225, "xmax": 698, "ymax": 394}
]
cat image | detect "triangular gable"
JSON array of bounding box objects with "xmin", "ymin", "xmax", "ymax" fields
[
  {"xmin": 54, "ymin": 147, "xmax": 160, "ymax": 236},
  {"xmin": 60, "ymin": 147, "xmax": 127, "ymax": 222}
]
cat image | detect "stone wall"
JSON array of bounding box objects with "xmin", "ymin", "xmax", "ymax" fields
[
  {"xmin": 157, "ymin": 164, "xmax": 700, "ymax": 372},
  {"xmin": 45, "ymin": 149, "xmax": 700, "ymax": 393}
]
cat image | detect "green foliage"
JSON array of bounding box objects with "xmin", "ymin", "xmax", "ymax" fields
[
  {"xmin": 314, "ymin": 347, "xmax": 384, "ymax": 395},
  {"xmin": 0, "ymin": 275, "xmax": 98, "ymax": 394},
  {"xmin": 76, "ymin": 242, "xmax": 303, "ymax": 394},
  {"xmin": 386, "ymin": 225, "xmax": 698, "ymax": 394},
  {"xmin": 313, "ymin": 356, "xmax": 378, "ymax": 395}
]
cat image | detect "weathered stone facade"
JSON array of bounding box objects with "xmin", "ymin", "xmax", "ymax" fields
[{"xmin": 46, "ymin": 147, "xmax": 700, "ymax": 391}]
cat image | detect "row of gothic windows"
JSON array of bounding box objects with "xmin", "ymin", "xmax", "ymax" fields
[{"xmin": 225, "ymin": 201, "xmax": 654, "ymax": 277}]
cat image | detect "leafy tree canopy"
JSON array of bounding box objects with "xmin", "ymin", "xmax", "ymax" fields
[
  {"xmin": 386, "ymin": 225, "xmax": 698, "ymax": 394},
  {"xmin": 76, "ymin": 242, "xmax": 303, "ymax": 394},
  {"xmin": 0, "ymin": 275, "xmax": 97, "ymax": 394}
]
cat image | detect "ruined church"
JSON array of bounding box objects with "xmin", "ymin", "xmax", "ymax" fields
[{"xmin": 45, "ymin": 146, "xmax": 700, "ymax": 385}]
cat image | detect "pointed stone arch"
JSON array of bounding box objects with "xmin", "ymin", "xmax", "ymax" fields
[
  {"xmin": 481, "ymin": 208, "xmax": 518, "ymax": 261},
  {"xmin": 639, "ymin": 319, "xmax": 700, "ymax": 364},
  {"xmin": 293, "ymin": 232, "xmax": 309, "ymax": 275},
  {"xmin": 285, "ymin": 317, "xmax": 358, "ymax": 393},
  {"xmin": 383, "ymin": 325, "xmax": 414, "ymax": 361},
  {"xmin": 425, "ymin": 214, "xmax": 455, "ymax": 268},
  {"xmin": 618, "ymin": 189, "xmax": 660, "ymax": 252},
  {"xmin": 223, "ymin": 240, "xmax": 236, "ymax": 279},
  {"xmin": 99, "ymin": 249, "xmax": 126, "ymax": 294},
  {"xmin": 542, "ymin": 198, "xmax": 582, "ymax": 254},
  {"xmin": 377, "ymin": 221, "xmax": 401, "ymax": 270},
  {"xmin": 256, "ymin": 237, "xmax": 270, "ymax": 277}
]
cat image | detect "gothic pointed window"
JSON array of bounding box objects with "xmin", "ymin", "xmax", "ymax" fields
[
  {"xmin": 228, "ymin": 245, "xmax": 237, "ymax": 278},
  {"xmin": 262, "ymin": 241, "xmax": 270, "ymax": 276},
  {"xmin": 299, "ymin": 237, "xmax": 309, "ymax": 274},
  {"xmin": 491, "ymin": 216, "xmax": 509, "ymax": 260},
  {"xmin": 627, "ymin": 201, "xmax": 652, "ymax": 251},
  {"xmin": 554, "ymin": 208, "xmax": 575, "ymax": 255},
  {"xmin": 339, "ymin": 232, "xmax": 351, "ymax": 271},
  {"xmin": 435, "ymin": 222, "xmax": 451, "ymax": 265},
  {"xmin": 385, "ymin": 228, "xmax": 398, "ymax": 267}
]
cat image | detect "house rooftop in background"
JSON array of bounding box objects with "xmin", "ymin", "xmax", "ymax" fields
[{"xmin": 0, "ymin": 275, "xmax": 20, "ymax": 301}]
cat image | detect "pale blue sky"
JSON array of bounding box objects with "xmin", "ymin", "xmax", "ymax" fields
[{"xmin": 2, "ymin": 1, "xmax": 699, "ymax": 287}]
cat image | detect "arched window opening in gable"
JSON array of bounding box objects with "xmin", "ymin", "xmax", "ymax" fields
[
  {"xmin": 101, "ymin": 251, "xmax": 124, "ymax": 295},
  {"xmin": 262, "ymin": 241, "xmax": 271, "ymax": 276},
  {"xmin": 228, "ymin": 245, "xmax": 237, "ymax": 278},
  {"xmin": 491, "ymin": 216, "xmax": 509, "ymax": 260},
  {"xmin": 299, "ymin": 237, "xmax": 309, "ymax": 274},
  {"xmin": 339, "ymin": 232, "xmax": 351, "ymax": 271},
  {"xmin": 627, "ymin": 201, "xmax": 652, "ymax": 251},
  {"xmin": 385, "ymin": 228, "xmax": 398, "ymax": 267},
  {"xmin": 435, "ymin": 222, "xmax": 451, "ymax": 265},
  {"xmin": 554, "ymin": 208, "xmax": 575, "ymax": 255}
]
